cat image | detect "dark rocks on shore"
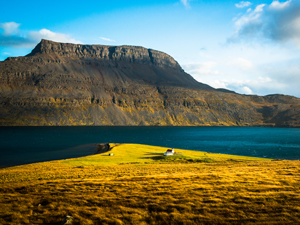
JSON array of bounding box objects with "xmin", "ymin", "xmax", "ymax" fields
[
  {"xmin": 97, "ymin": 143, "xmax": 110, "ymax": 153},
  {"xmin": 61, "ymin": 215, "xmax": 73, "ymax": 225}
]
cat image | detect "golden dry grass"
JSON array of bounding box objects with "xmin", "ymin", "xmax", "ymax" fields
[{"xmin": 0, "ymin": 144, "xmax": 299, "ymax": 225}]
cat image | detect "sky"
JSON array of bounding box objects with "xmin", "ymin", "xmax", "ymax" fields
[{"xmin": 1, "ymin": 0, "xmax": 300, "ymax": 97}]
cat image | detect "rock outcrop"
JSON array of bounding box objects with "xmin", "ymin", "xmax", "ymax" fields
[
  {"xmin": 27, "ymin": 39, "xmax": 182, "ymax": 70},
  {"xmin": 0, "ymin": 39, "xmax": 299, "ymax": 127}
]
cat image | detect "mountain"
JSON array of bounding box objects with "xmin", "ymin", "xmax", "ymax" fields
[{"xmin": 0, "ymin": 39, "xmax": 299, "ymax": 127}]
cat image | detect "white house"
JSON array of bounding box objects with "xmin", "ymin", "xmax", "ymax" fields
[{"xmin": 164, "ymin": 148, "xmax": 174, "ymax": 156}]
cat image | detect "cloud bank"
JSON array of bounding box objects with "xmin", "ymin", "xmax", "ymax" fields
[
  {"xmin": 183, "ymin": 56, "xmax": 300, "ymax": 97},
  {"xmin": 228, "ymin": 0, "xmax": 300, "ymax": 47},
  {"xmin": 235, "ymin": 1, "xmax": 252, "ymax": 8},
  {"xmin": 0, "ymin": 22, "xmax": 81, "ymax": 48},
  {"xmin": 183, "ymin": 62, "xmax": 221, "ymax": 77}
]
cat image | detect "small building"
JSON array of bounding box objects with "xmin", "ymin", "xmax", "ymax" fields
[{"xmin": 164, "ymin": 148, "xmax": 174, "ymax": 156}]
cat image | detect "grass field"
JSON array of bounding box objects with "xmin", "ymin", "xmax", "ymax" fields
[{"xmin": 0, "ymin": 144, "xmax": 299, "ymax": 225}]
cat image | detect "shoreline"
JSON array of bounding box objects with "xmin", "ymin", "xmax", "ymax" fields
[
  {"xmin": 95, "ymin": 143, "xmax": 111, "ymax": 154},
  {"xmin": 0, "ymin": 143, "xmax": 114, "ymax": 169},
  {"xmin": 1, "ymin": 125, "xmax": 300, "ymax": 128},
  {"xmin": 0, "ymin": 143, "xmax": 108, "ymax": 169},
  {"xmin": 0, "ymin": 143, "xmax": 272, "ymax": 169}
]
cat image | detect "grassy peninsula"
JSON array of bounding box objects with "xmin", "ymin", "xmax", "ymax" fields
[{"xmin": 0, "ymin": 144, "xmax": 299, "ymax": 224}]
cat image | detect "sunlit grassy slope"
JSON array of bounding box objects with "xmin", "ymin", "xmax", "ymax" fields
[
  {"xmin": 1, "ymin": 144, "xmax": 299, "ymax": 225},
  {"xmin": 63, "ymin": 143, "xmax": 271, "ymax": 166}
]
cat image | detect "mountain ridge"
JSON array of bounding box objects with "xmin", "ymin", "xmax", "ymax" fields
[
  {"xmin": 0, "ymin": 39, "xmax": 299, "ymax": 127},
  {"xmin": 26, "ymin": 39, "xmax": 183, "ymax": 70}
]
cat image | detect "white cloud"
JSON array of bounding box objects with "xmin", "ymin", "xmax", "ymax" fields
[
  {"xmin": 242, "ymin": 86, "xmax": 253, "ymax": 94},
  {"xmin": 208, "ymin": 76, "xmax": 275, "ymax": 95},
  {"xmin": 254, "ymin": 3, "xmax": 266, "ymax": 12},
  {"xmin": 228, "ymin": 0, "xmax": 300, "ymax": 47},
  {"xmin": 29, "ymin": 29, "xmax": 82, "ymax": 44},
  {"xmin": 2, "ymin": 52, "xmax": 11, "ymax": 55},
  {"xmin": 230, "ymin": 4, "xmax": 265, "ymax": 40},
  {"xmin": 208, "ymin": 80, "xmax": 228, "ymax": 89},
  {"xmin": 180, "ymin": 0, "xmax": 190, "ymax": 8},
  {"xmin": 183, "ymin": 61, "xmax": 221, "ymax": 76},
  {"xmin": 269, "ymin": 0, "xmax": 291, "ymax": 9},
  {"xmin": 0, "ymin": 22, "xmax": 81, "ymax": 48},
  {"xmin": 229, "ymin": 57, "xmax": 254, "ymax": 70},
  {"xmin": 0, "ymin": 22, "xmax": 20, "ymax": 36},
  {"xmin": 235, "ymin": 1, "xmax": 252, "ymax": 8},
  {"xmin": 183, "ymin": 46, "xmax": 300, "ymax": 96},
  {"xmin": 204, "ymin": 70, "xmax": 300, "ymax": 96},
  {"xmin": 99, "ymin": 37, "xmax": 116, "ymax": 42},
  {"xmin": 262, "ymin": 60, "xmax": 300, "ymax": 89}
]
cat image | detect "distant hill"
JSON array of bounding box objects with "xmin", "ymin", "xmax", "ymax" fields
[{"xmin": 0, "ymin": 39, "xmax": 299, "ymax": 127}]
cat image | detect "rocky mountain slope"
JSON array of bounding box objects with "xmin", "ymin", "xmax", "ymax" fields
[{"xmin": 0, "ymin": 39, "xmax": 299, "ymax": 127}]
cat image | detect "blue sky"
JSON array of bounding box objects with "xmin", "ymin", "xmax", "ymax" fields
[{"xmin": 1, "ymin": 0, "xmax": 300, "ymax": 97}]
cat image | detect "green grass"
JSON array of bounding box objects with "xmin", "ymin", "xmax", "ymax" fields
[{"xmin": 62, "ymin": 143, "xmax": 271, "ymax": 167}]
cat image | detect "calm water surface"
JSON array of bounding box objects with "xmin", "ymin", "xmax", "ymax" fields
[{"xmin": 0, "ymin": 126, "xmax": 299, "ymax": 167}]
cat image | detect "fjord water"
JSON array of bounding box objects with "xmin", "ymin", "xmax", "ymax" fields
[{"xmin": 0, "ymin": 127, "xmax": 299, "ymax": 167}]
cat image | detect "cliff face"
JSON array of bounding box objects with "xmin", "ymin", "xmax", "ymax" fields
[
  {"xmin": 27, "ymin": 39, "xmax": 182, "ymax": 70},
  {"xmin": 0, "ymin": 39, "xmax": 300, "ymax": 127}
]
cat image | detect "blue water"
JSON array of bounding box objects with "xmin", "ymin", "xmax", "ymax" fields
[{"xmin": 0, "ymin": 126, "xmax": 300, "ymax": 167}]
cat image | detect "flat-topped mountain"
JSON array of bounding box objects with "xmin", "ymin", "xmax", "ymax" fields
[
  {"xmin": 28, "ymin": 39, "xmax": 182, "ymax": 70},
  {"xmin": 0, "ymin": 39, "xmax": 299, "ymax": 127},
  {"xmin": 10, "ymin": 39, "xmax": 212, "ymax": 90}
]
